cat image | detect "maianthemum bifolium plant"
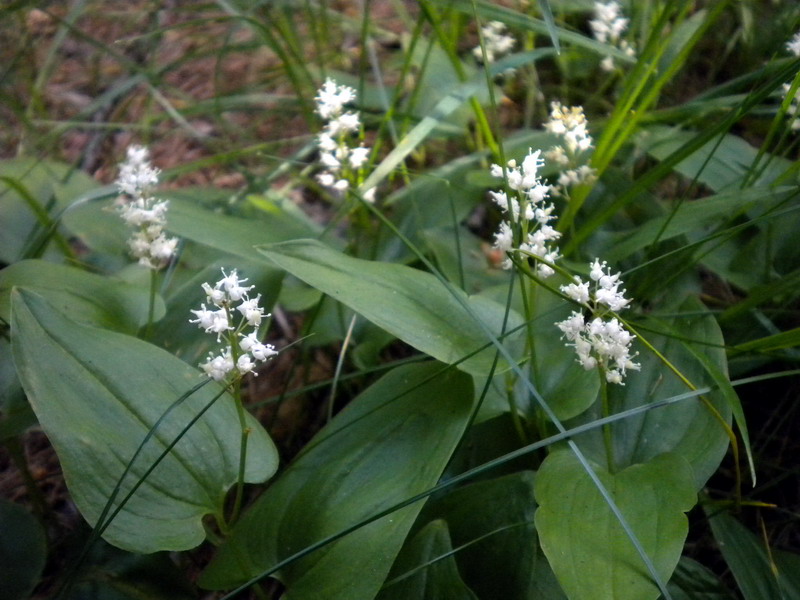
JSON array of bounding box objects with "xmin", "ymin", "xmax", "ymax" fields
[{"xmin": 1, "ymin": 1, "xmax": 800, "ymax": 599}]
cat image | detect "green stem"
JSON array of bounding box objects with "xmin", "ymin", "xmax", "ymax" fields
[
  {"xmin": 144, "ymin": 268, "xmax": 157, "ymax": 340},
  {"xmin": 505, "ymin": 374, "xmax": 529, "ymax": 445},
  {"xmin": 229, "ymin": 378, "xmax": 249, "ymax": 525},
  {"xmin": 5, "ymin": 437, "xmax": 49, "ymax": 522},
  {"xmin": 599, "ymin": 370, "xmax": 614, "ymax": 473}
]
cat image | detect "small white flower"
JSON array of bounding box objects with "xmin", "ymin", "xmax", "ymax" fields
[
  {"xmin": 590, "ymin": 1, "xmax": 633, "ymax": 71},
  {"xmin": 362, "ymin": 187, "xmax": 377, "ymax": 203},
  {"xmin": 250, "ymin": 342, "xmax": 278, "ymax": 362},
  {"xmin": 486, "ymin": 149, "xmax": 559, "ymax": 276},
  {"xmin": 555, "ymin": 259, "xmax": 638, "ymax": 383},
  {"xmin": 201, "ymin": 350, "xmax": 235, "ymax": 381},
  {"xmin": 315, "ymin": 78, "xmax": 357, "ymax": 120},
  {"xmin": 319, "ymin": 151, "xmax": 341, "ymax": 170},
  {"xmin": 219, "ymin": 269, "xmax": 253, "ymax": 302},
  {"xmin": 561, "ymin": 278, "xmax": 591, "ymax": 304},
  {"xmin": 787, "ymin": 31, "xmax": 800, "ymax": 57},
  {"xmin": 189, "ymin": 304, "xmax": 215, "ymax": 330},
  {"xmin": 473, "ymin": 20, "xmax": 516, "ymax": 65},
  {"xmin": 317, "ymin": 172, "xmax": 336, "ymax": 188},
  {"xmin": 237, "ymin": 354, "xmax": 256, "ymax": 375},
  {"xmin": 201, "ymin": 282, "xmax": 226, "ymax": 305},
  {"xmin": 237, "ymin": 295, "xmax": 266, "ymax": 327},
  {"xmin": 493, "ymin": 221, "xmax": 514, "ymax": 252},
  {"xmin": 116, "ymin": 145, "xmax": 160, "ymax": 198},
  {"xmin": 349, "ymin": 146, "xmax": 370, "ymax": 168}
]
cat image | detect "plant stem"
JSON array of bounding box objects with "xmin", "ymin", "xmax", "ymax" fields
[
  {"xmin": 505, "ymin": 374, "xmax": 529, "ymax": 445},
  {"xmin": 144, "ymin": 268, "xmax": 157, "ymax": 340},
  {"xmin": 5, "ymin": 437, "xmax": 49, "ymax": 522},
  {"xmin": 229, "ymin": 377, "xmax": 249, "ymax": 525},
  {"xmin": 599, "ymin": 370, "xmax": 615, "ymax": 473}
]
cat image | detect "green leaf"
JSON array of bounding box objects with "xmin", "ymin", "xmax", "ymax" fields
[
  {"xmin": 420, "ymin": 471, "xmax": 564, "ymax": 600},
  {"xmin": 0, "ymin": 499, "xmax": 47, "ymax": 600},
  {"xmin": 529, "ymin": 284, "xmax": 600, "ymax": 421},
  {"xmin": 568, "ymin": 300, "xmax": 732, "ymax": 489},
  {"xmin": 421, "ymin": 227, "xmax": 508, "ymax": 295},
  {"xmin": 665, "ymin": 557, "xmax": 736, "ymax": 600},
  {"xmin": 0, "ymin": 259, "xmax": 164, "ymax": 334},
  {"xmin": 535, "ymin": 451, "xmax": 697, "ymax": 600},
  {"xmin": 10, "ymin": 289, "xmax": 278, "ymax": 553},
  {"xmin": 706, "ymin": 509, "xmax": 800, "ymax": 600},
  {"xmin": 378, "ymin": 520, "xmax": 478, "ymax": 600},
  {"xmin": 0, "ymin": 158, "xmax": 97, "ymax": 263},
  {"xmin": 258, "ymin": 239, "xmax": 523, "ymax": 375},
  {"xmin": 643, "ymin": 127, "xmax": 792, "ymax": 192},
  {"xmin": 65, "ymin": 539, "xmax": 196, "ymax": 600},
  {"xmin": 0, "ymin": 337, "xmax": 36, "ymax": 440},
  {"xmin": 199, "ymin": 362, "xmax": 475, "ymax": 597},
  {"xmin": 606, "ymin": 186, "xmax": 796, "ymax": 263},
  {"xmin": 164, "ymin": 195, "xmax": 330, "ymax": 259}
]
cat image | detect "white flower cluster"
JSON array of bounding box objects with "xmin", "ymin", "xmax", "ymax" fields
[
  {"xmin": 590, "ymin": 1, "xmax": 635, "ymax": 72},
  {"xmin": 472, "ymin": 21, "xmax": 516, "ymax": 65},
  {"xmin": 556, "ymin": 259, "xmax": 639, "ymax": 384},
  {"xmin": 315, "ymin": 78, "xmax": 375, "ymax": 202},
  {"xmin": 543, "ymin": 102, "xmax": 597, "ymax": 194},
  {"xmin": 190, "ymin": 269, "xmax": 278, "ymax": 381},
  {"xmin": 783, "ymin": 33, "xmax": 800, "ymax": 130},
  {"xmin": 114, "ymin": 145, "xmax": 178, "ymax": 270},
  {"xmin": 489, "ymin": 149, "xmax": 560, "ymax": 276},
  {"xmin": 787, "ymin": 31, "xmax": 800, "ymax": 57},
  {"xmin": 782, "ymin": 83, "xmax": 800, "ymax": 131}
]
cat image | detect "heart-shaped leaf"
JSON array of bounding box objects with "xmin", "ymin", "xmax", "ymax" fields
[
  {"xmin": 535, "ymin": 451, "xmax": 697, "ymax": 600},
  {"xmin": 567, "ymin": 299, "xmax": 731, "ymax": 489},
  {"xmin": 420, "ymin": 471, "xmax": 564, "ymax": 600},
  {"xmin": 0, "ymin": 499, "xmax": 47, "ymax": 600},
  {"xmin": 0, "ymin": 259, "xmax": 164, "ymax": 334},
  {"xmin": 529, "ymin": 284, "xmax": 599, "ymax": 421},
  {"xmin": 200, "ymin": 361, "xmax": 474, "ymax": 598},
  {"xmin": 258, "ymin": 239, "xmax": 522, "ymax": 375},
  {"xmin": 378, "ymin": 520, "xmax": 478, "ymax": 600},
  {"xmin": 10, "ymin": 289, "xmax": 278, "ymax": 553}
]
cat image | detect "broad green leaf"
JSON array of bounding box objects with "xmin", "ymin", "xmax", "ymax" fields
[
  {"xmin": 165, "ymin": 195, "xmax": 330, "ymax": 259},
  {"xmin": 378, "ymin": 520, "xmax": 478, "ymax": 600},
  {"xmin": 0, "ymin": 259, "xmax": 164, "ymax": 334},
  {"xmin": 59, "ymin": 184, "xmax": 129, "ymax": 257},
  {"xmin": 0, "ymin": 499, "xmax": 47, "ymax": 600},
  {"xmin": 568, "ymin": 299, "xmax": 732, "ymax": 489},
  {"xmin": 0, "ymin": 158, "xmax": 96, "ymax": 263},
  {"xmin": 664, "ymin": 557, "xmax": 736, "ymax": 600},
  {"xmin": 606, "ymin": 186, "xmax": 796, "ymax": 262},
  {"xmin": 643, "ymin": 127, "xmax": 792, "ymax": 192},
  {"xmin": 420, "ymin": 471, "xmax": 564, "ymax": 600},
  {"xmin": 64, "ymin": 539, "xmax": 196, "ymax": 600},
  {"xmin": 421, "ymin": 227, "xmax": 509, "ymax": 295},
  {"xmin": 199, "ymin": 362, "xmax": 475, "ymax": 597},
  {"xmin": 10, "ymin": 289, "xmax": 278, "ymax": 553},
  {"xmin": 706, "ymin": 509, "xmax": 800, "ymax": 600},
  {"xmin": 535, "ymin": 451, "xmax": 697, "ymax": 600},
  {"xmin": 529, "ymin": 284, "xmax": 600, "ymax": 421},
  {"xmin": 258, "ymin": 239, "xmax": 523, "ymax": 375},
  {"xmin": 0, "ymin": 337, "xmax": 36, "ymax": 440}
]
